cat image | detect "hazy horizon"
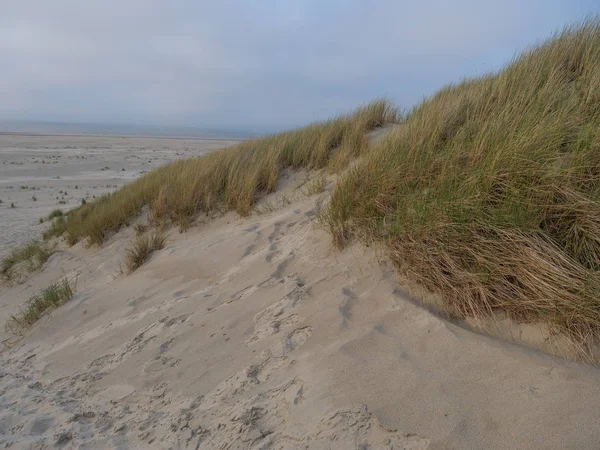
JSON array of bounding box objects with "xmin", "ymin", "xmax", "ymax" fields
[
  {"xmin": 2, "ymin": 1, "xmax": 600, "ymax": 133},
  {"xmin": 0, "ymin": 119, "xmax": 256, "ymax": 140}
]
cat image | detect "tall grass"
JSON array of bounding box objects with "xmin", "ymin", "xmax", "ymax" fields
[
  {"xmin": 43, "ymin": 215, "xmax": 67, "ymax": 241},
  {"xmin": 324, "ymin": 19, "xmax": 600, "ymax": 348},
  {"xmin": 62, "ymin": 100, "xmax": 397, "ymax": 245}
]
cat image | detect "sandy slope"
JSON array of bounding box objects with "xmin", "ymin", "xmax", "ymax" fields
[
  {"xmin": 0, "ymin": 134, "xmax": 239, "ymax": 259},
  {"xmin": 2, "ymin": 173, "xmax": 600, "ymax": 449}
]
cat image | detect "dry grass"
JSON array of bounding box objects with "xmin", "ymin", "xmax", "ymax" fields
[
  {"xmin": 123, "ymin": 231, "xmax": 167, "ymax": 274},
  {"xmin": 5, "ymin": 278, "xmax": 75, "ymax": 333},
  {"xmin": 57, "ymin": 100, "xmax": 397, "ymax": 246},
  {"xmin": 303, "ymin": 173, "xmax": 328, "ymax": 196},
  {"xmin": 133, "ymin": 222, "xmax": 149, "ymax": 236},
  {"xmin": 324, "ymin": 19, "xmax": 600, "ymax": 352},
  {"xmin": 43, "ymin": 215, "xmax": 67, "ymax": 241},
  {"xmin": 47, "ymin": 209, "xmax": 64, "ymax": 220},
  {"xmin": 1, "ymin": 241, "xmax": 54, "ymax": 283}
]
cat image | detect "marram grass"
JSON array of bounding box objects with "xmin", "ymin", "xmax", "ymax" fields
[
  {"xmin": 324, "ymin": 19, "xmax": 600, "ymax": 352},
  {"xmin": 62, "ymin": 100, "xmax": 398, "ymax": 245}
]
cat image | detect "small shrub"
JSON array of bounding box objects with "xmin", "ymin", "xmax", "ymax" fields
[
  {"xmin": 10, "ymin": 202, "xmax": 15, "ymax": 208},
  {"xmin": 124, "ymin": 231, "xmax": 166, "ymax": 273}
]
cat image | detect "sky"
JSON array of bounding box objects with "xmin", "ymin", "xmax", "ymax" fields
[{"xmin": 1, "ymin": 1, "xmax": 599, "ymax": 133}]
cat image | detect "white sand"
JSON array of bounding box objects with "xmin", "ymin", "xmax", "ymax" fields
[
  {"xmin": 2, "ymin": 165, "xmax": 600, "ymax": 449},
  {"xmin": 0, "ymin": 134, "xmax": 239, "ymax": 259}
]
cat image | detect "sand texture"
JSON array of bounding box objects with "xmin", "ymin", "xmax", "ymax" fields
[
  {"xmin": 2, "ymin": 166, "xmax": 600, "ymax": 449},
  {"xmin": 0, "ymin": 134, "xmax": 239, "ymax": 259}
]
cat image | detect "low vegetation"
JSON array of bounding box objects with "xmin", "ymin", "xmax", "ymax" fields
[
  {"xmin": 8, "ymin": 19, "xmax": 600, "ymax": 353},
  {"xmin": 6, "ymin": 278, "xmax": 75, "ymax": 333},
  {"xmin": 48, "ymin": 209, "xmax": 64, "ymax": 220},
  {"xmin": 323, "ymin": 19, "xmax": 600, "ymax": 350},
  {"xmin": 57, "ymin": 100, "xmax": 398, "ymax": 245},
  {"xmin": 43, "ymin": 215, "xmax": 67, "ymax": 241},
  {"xmin": 123, "ymin": 231, "xmax": 167, "ymax": 273},
  {"xmin": 303, "ymin": 173, "xmax": 328, "ymax": 196},
  {"xmin": 1, "ymin": 241, "xmax": 54, "ymax": 283}
]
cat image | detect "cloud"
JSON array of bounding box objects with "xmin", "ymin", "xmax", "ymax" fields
[{"xmin": 0, "ymin": 0, "xmax": 598, "ymax": 131}]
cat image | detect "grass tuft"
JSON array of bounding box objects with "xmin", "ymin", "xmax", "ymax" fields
[
  {"xmin": 6, "ymin": 278, "xmax": 75, "ymax": 333},
  {"xmin": 304, "ymin": 173, "xmax": 328, "ymax": 196},
  {"xmin": 124, "ymin": 231, "xmax": 166, "ymax": 273},
  {"xmin": 48, "ymin": 209, "xmax": 63, "ymax": 220},
  {"xmin": 43, "ymin": 215, "xmax": 67, "ymax": 241},
  {"xmin": 1, "ymin": 241, "xmax": 54, "ymax": 283}
]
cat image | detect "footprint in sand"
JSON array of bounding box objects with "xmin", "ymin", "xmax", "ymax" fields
[
  {"xmin": 202, "ymin": 326, "xmax": 313, "ymax": 407},
  {"xmin": 270, "ymin": 252, "xmax": 295, "ymax": 279},
  {"xmin": 339, "ymin": 286, "xmax": 358, "ymax": 328},
  {"xmin": 268, "ymin": 326, "xmax": 313, "ymax": 358},
  {"xmin": 246, "ymin": 279, "xmax": 309, "ymax": 346},
  {"xmin": 267, "ymin": 221, "xmax": 285, "ymax": 243}
]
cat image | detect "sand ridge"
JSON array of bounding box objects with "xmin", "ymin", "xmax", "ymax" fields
[{"xmin": 2, "ymin": 175, "xmax": 600, "ymax": 448}]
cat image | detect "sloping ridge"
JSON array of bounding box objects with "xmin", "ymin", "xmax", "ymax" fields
[
  {"xmin": 2, "ymin": 156, "xmax": 600, "ymax": 449},
  {"xmin": 4, "ymin": 19, "xmax": 600, "ymax": 449}
]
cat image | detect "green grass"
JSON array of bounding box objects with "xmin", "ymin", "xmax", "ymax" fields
[
  {"xmin": 6, "ymin": 278, "xmax": 75, "ymax": 332},
  {"xmin": 123, "ymin": 231, "xmax": 167, "ymax": 273},
  {"xmin": 56, "ymin": 100, "xmax": 397, "ymax": 246},
  {"xmin": 1, "ymin": 241, "xmax": 54, "ymax": 282},
  {"xmin": 48, "ymin": 209, "xmax": 64, "ymax": 220},
  {"xmin": 43, "ymin": 215, "xmax": 67, "ymax": 241},
  {"xmin": 324, "ymin": 19, "xmax": 600, "ymax": 349}
]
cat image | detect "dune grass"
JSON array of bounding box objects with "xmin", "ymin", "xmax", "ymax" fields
[
  {"xmin": 1, "ymin": 241, "xmax": 54, "ymax": 283},
  {"xmin": 47, "ymin": 209, "xmax": 64, "ymax": 220},
  {"xmin": 43, "ymin": 215, "xmax": 67, "ymax": 241},
  {"xmin": 59, "ymin": 100, "xmax": 398, "ymax": 246},
  {"xmin": 323, "ymin": 19, "xmax": 600, "ymax": 348},
  {"xmin": 10, "ymin": 19, "xmax": 600, "ymax": 352},
  {"xmin": 123, "ymin": 231, "xmax": 167, "ymax": 274},
  {"xmin": 6, "ymin": 278, "xmax": 75, "ymax": 333}
]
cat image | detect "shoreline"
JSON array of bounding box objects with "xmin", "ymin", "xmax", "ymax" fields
[
  {"xmin": 0, "ymin": 134, "xmax": 238, "ymax": 259},
  {"xmin": 0, "ymin": 131, "xmax": 248, "ymax": 141}
]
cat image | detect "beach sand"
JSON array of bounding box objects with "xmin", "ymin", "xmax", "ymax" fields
[
  {"xmin": 0, "ymin": 134, "xmax": 239, "ymax": 259},
  {"xmin": 2, "ymin": 162, "xmax": 600, "ymax": 449}
]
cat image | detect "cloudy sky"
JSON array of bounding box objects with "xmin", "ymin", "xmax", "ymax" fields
[{"xmin": 1, "ymin": 1, "xmax": 599, "ymax": 133}]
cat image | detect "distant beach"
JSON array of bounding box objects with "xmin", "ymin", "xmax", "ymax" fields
[{"xmin": 0, "ymin": 134, "xmax": 240, "ymax": 258}]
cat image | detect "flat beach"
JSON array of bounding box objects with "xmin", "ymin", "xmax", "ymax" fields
[{"xmin": 0, "ymin": 134, "xmax": 239, "ymax": 259}]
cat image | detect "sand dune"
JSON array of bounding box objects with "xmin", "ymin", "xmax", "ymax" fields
[{"xmin": 2, "ymin": 170, "xmax": 600, "ymax": 449}]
